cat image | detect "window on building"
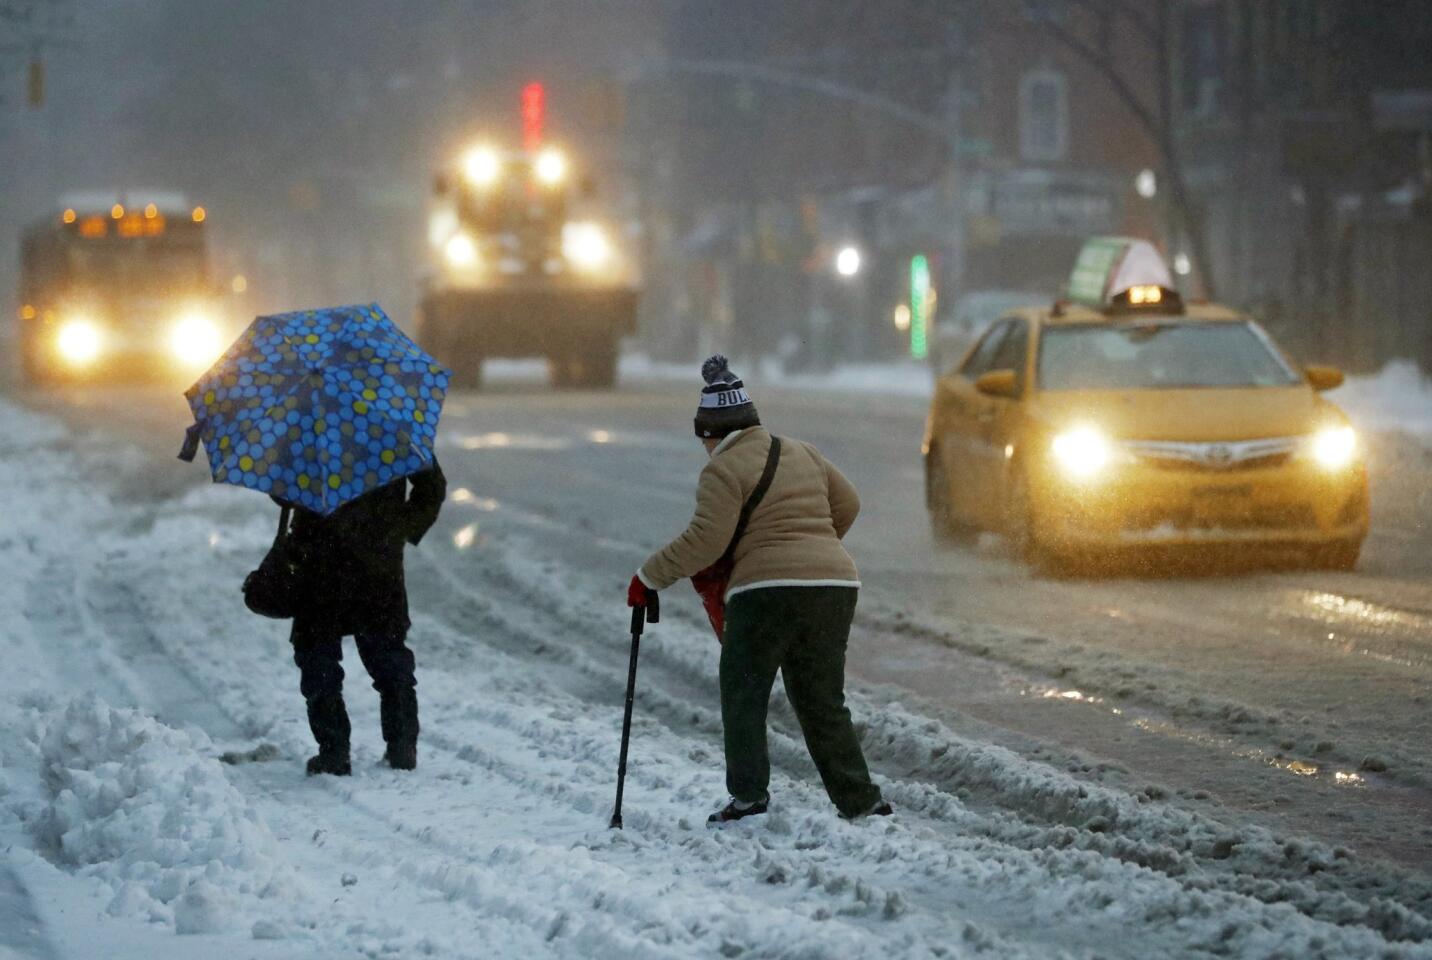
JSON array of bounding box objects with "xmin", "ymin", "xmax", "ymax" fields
[
  {"xmin": 1181, "ymin": 4, "xmax": 1225, "ymax": 116},
  {"xmin": 1019, "ymin": 70, "xmax": 1069, "ymax": 162}
]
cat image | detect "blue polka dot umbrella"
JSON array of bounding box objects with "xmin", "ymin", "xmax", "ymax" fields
[{"xmin": 178, "ymin": 303, "xmax": 450, "ymax": 515}]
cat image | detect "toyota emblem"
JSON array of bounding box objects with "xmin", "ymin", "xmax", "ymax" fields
[{"xmin": 1204, "ymin": 444, "xmax": 1233, "ymax": 466}]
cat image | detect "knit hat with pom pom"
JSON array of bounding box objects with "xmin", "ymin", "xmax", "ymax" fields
[{"xmin": 694, "ymin": 354, "xmax": 761, "ymax": 439}]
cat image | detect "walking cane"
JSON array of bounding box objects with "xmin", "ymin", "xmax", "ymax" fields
[{"xmin": 610, "ymin": 592, "xmax": 659, "ymax": 829}]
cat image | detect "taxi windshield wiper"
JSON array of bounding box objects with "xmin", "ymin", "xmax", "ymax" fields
[{"xmin": 1122, "ymin": 324, "xmax": 1173, "ymax": 343}]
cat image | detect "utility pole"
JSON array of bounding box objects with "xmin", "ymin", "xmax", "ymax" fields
[{"xmin": 1, "ymin": 0, "xmax": 73, "ymax": 108}]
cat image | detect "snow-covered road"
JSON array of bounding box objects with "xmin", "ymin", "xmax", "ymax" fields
[{"xmin": 2, "ymin": 372, "xmax": 1430, "ymax": 958}]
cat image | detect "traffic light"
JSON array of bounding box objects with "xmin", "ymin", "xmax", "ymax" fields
[
  {"xmin": 27, "ymin": 60, "xmax": 45, "ymax": 108},
  {"xmin": 910, "ymin": 255, "xmax": 931, "ymax": 360}
]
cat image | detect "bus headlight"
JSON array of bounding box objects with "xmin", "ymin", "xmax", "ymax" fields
[
  {"xmin": 1051, "ymin": 427, "xmax": 1112, "ymax": 479},
  {"xmin": 562, "ymin": 222, "xmax": 611, "ymax": 272},
  {"xmin": 56, "ymin": 319, "xmax": 104, "ymax": 366},
  {"xmin": 170, "ymin": 312, "xmax": 223, "ymax": 366},
  {"xmin": 1310, "ymin": 425, "xmax": 1357, "ymax": 470}
]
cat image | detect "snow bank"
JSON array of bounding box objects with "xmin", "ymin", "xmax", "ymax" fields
[
  {"xmin": 32, "ymin": 696, "xmax": 301, "ymax": 935},
  {"xmin": 1333, "ymin": 360, "xmax": 1432, "ymax": 445}
]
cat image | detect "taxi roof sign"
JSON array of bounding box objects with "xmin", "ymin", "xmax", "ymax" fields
[{"xmin": 1068, "ymin": 236, "xmax": 1174, "ymax": 309}]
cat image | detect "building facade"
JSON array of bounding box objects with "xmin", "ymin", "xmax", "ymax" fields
[{"xmin": 1168, "ymin": 0, "xmax": 1432, "ymax": 371}]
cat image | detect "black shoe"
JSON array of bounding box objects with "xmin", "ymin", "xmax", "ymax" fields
[
  {"xmin": 840, "ymin": 800, "xmax": 893, "ymax": 821},
  {"xmin": 383, "ymin": 743, "xmax": 416, "ymax": 771},
  {"xmin": 305, "ymin": 752, "xmax": 352, "ymax": 777},
  {"xmin": 707, "ymin": 797, "xmax": 768, "ymax": 824},
  {"xmin": 305, "ymin": 693, "xmax": 351, "ymax": 767},
  {"xmin": 379, "ymin": 688, "xmax": 419, "ymax": 745}
]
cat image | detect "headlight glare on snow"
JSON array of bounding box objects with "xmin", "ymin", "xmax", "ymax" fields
[
  {"xmin": 1309, "ymin": 425, "xmax": 1357, "ymax": 470},
  {"xmin": 1051, "ymin": 426, "xmax": 1112, "ymax": 479}
]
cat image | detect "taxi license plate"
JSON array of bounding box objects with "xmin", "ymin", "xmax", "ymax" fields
[
  {"xmin": 1190, "ymin": 483, "xmax": 1254, "ymax": 524},
  {"xmin": 1191, "ymin": 483, "xmax": 1254, "ymax": 499}
]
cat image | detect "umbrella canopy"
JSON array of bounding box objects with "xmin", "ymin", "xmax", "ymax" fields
[{"xmin": 180, "ymin": 303, "xmax": 450, "ymax": 515}]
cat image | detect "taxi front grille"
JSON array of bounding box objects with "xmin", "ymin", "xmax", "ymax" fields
[{"xmin": 1125, "ymin": 437, "xmax": 1299, "ymax": 473}]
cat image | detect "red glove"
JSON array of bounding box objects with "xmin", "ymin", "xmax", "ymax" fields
[{"xmin": 627, "ymin": 574, "xmax": 654, "ymax": 608}]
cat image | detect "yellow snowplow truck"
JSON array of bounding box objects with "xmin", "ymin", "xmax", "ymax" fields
[{"xmin": 418, "ymin": 143, "xmax": 638, "ymax": 389}]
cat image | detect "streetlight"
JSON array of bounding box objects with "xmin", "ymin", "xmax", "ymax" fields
[
  {"xmin": 1135, "ymin": 168, "xmax": 1157, "ymax": 199},
  {"xmin": 835, "ymin": 245, "xmax": 862, "ymax": 278}
]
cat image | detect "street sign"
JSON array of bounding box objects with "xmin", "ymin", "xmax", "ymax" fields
[{"xmin": 910, "ymin": 255, "xmax": 931, "ymax": 360}]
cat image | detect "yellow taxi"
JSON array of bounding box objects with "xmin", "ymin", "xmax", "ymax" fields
[{"xmin": 923, "ymin": 237, "xmax": 1369, "ymax": 571}]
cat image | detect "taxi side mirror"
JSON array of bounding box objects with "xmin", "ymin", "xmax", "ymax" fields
[
  {"xmin": 975, "ymin": 369, "xmax": 1018, "ymax": 398},
  {"xmin": 1305, "ymin": 365, "xmax": 1344, "ymax": 392}
]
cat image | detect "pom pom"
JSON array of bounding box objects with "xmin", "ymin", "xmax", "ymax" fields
[{"xmin": 702, "ymin": 354, "xmax": 734, "ymax": 385}]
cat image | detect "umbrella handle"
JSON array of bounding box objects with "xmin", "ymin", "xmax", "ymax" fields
[{"xmin": 177, "ymin": 422, "xmax": 204, "ymax": 462}]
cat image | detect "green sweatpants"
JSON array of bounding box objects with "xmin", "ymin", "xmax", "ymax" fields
[{"xmin": 719, "ymin": 586, "xmax": 882, "ymax": 817}]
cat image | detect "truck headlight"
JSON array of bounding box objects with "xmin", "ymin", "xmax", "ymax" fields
[
  {"xmin": 56, "ymin": 319, "xmax": 104, "ymax": 366},
  {"xmin": 170, "ymin": 312, "xmax": 223, "ymax": 366},
  {"xmin": 535, "ymin": 148, "xmax": 567, "ymax": 186},
  {"xmin": 462, "ymin": 146, "xmax": 501, "ymax": 187},
  {"xmin": 1309, "ymin": 425, "xmax": 1357, "ymax": 470},
  {"xmin": 562, "ymin": 222, "xmax": 611, "ymax": 272},
  {"xmin": 444, "ymin": 232, "xmax": 478, "ymax": 268},
  {"xmin": 1051, "ymin": 426, "xmax": 1111, "ymax": 479}
]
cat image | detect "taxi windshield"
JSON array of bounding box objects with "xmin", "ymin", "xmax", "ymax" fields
[{"xmin": 1038, "ymin": 320, "xmax": 1299, "ymax": 391}]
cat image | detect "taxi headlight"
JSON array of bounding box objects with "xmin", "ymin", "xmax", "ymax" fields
[
  {"xmin": 562, "ymin": 222, "xmax": 611, "ymax": 272},
  {"xmin": 444, "ymin": 232, "xmax": 478, "ymax": 269},
  {"xmin": 170, "ymin": 312, "xmax": 223, "ymax": 366},
  {"xmin": 1051, "ymin": 427, "xmax": 1112, "ymax": 479},
  {"xmin": 56, "ymin": 319, "xmax": 104, "ymax": 366},
  {"xmin": 1309, "ymin": 425, "xmax": 1357, "ymax": 470}
]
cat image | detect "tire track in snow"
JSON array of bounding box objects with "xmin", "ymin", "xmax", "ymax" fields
[
  {"xmin": 13, "ymin": 398, "xmax": 1432, "ymax": 957},
  {"xmin": 110, "ymin": 508, "xmax": 984, "ymax": 959},
  {"xmin": 403, "ymin": 535, "xmax": 1432, "ymax": 953},
  {"xmin": 437, "ymin": 463, "xmax": 1432, "ymax": 826}
]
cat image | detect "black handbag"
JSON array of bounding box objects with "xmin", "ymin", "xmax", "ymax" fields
[{"xmin": 243, "ymin": 506, "xmax": 304, "ymax": 619}]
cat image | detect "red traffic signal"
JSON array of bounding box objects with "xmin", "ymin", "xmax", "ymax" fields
[{"xmin": 522, "ymin": 81, "xmax": 545, "ymax": 151}]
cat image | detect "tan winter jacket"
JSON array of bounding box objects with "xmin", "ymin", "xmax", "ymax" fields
[{"xmin": 638, "ymin": 427, "xmax": 861, "ymax": 598}]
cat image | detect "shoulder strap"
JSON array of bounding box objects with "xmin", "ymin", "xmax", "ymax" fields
[
  {"xmin": 274, "ymin": 505, "xmax": 292, "ymax": 547},
  {"xmin": 719, "ymin": 436, "xmax": 781, "ymax": 564}
]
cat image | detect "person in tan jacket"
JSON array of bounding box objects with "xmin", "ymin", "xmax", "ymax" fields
[{"xmin": 627, "ymin": 356, "xmax": 890, "ymax": 823}]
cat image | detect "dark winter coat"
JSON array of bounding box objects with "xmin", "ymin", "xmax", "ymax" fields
[{"xmin": 285, "ymin": 460, "xmax": 447, "ymax": 636}]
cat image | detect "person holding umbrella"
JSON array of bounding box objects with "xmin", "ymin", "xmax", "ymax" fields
[
  {"xmin": 181, "ymin": 303, "xmax": 450, "ymax": 776},
  {"xmin": 281, "ymin": 457, "xmax": 446, "ymax": 775},
  {"xmin": 627, "ymin": 356, "xmax": 890, "ymax": 823}
]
